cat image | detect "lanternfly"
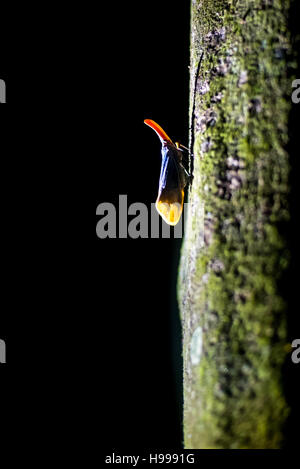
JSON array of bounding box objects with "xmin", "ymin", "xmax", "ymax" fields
[{"xmin": 144, "ymin": 119, "xmax": 191, "ymax": 226}]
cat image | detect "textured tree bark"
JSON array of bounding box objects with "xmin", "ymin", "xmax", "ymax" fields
[{"xmin": 178, "ymin": 0, "xmax": 298, "ymax": 449}]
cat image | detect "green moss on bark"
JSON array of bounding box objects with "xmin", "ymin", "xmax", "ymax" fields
[{"xmin": 178, "ymin": 0, "xmax": 296, "ymax": 449}]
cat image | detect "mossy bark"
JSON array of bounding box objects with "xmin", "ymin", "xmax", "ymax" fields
[{"xmin": 178, "ymin": 0, "xmax": 297, "ymax": 449}]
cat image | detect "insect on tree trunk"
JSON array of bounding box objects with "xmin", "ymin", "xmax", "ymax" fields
[{"xmin": 178, "ymin": 0, "xmax": 300, "ymax": 449}]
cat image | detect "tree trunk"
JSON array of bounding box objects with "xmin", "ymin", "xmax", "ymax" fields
[{"xmin": 178, "ymin": 0, "xmax": 297, "ymax": 449}]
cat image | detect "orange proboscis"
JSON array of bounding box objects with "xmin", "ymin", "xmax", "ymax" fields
[{"xmin": 144, "ymin": 119, "xmax": 173, "ymax": 143}]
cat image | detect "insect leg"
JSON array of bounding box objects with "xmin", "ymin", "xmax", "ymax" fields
[
  {"xmin": 176, "ymin": 142, "xmax": 194, "ymax": 157},
  {"xmin": 179, "ymin": 161, "xmax": 193, "ymax": 185}
]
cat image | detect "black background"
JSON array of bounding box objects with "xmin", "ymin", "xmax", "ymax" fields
[
  {"xmin": 94, "ymin": 2, "xmax": 190, "ymax": 449},
  {"xmin": 0, "ymin": 1, "xmax": 190, "ymax": 453},
  {"xmin": 1, "ymin": 0, "xmax": 299, "ymax": 457}
]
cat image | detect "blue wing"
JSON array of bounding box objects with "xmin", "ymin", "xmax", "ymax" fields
[{"xmin": 158, "ymin": 144, "xmax": 186, "ymax": 195}]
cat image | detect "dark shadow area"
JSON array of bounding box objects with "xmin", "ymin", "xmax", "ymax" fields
[
  {"xmin": 94, "ymin": 1, "xmax": 189, "ymax": 449},
  {"xmin": 281, "ymin": 0, "xmax": 300, "ymax": 448}
]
